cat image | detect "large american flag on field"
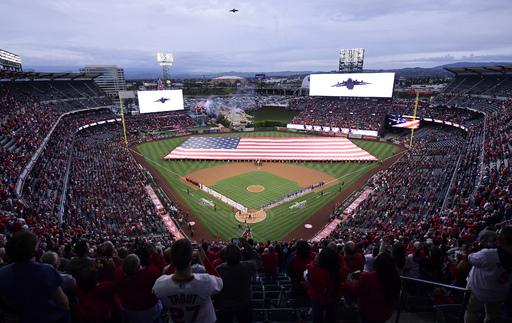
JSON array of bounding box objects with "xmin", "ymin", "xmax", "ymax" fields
[{"xmin": 164, "ymin": 137, "xmax": 377, "ymax": 161}]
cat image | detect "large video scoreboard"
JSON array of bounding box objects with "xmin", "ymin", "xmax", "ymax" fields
[
  {"xmin": 309, "ymin": 72, "xmax": 395, "ymax": 98},
  {"xmin": 137, "ymin": 90, "xmax": 184, "ymax": 114}
]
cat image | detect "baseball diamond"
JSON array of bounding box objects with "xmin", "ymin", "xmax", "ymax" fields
[{"xmin": 136, "ymin": 131, "xmax": 398, "ymax": 241}]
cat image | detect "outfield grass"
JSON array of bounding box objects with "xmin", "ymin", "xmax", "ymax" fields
[
  {"xmin": 248, "ymin": 107, "xmax": 299, "ymax": 123},
  {"xmin": 136, "ymin": 131, "xmax": 397, "ymax": 241},
  {"xmin": 212, "ymin": 171, "xmax": 300, "ymax": 209}
]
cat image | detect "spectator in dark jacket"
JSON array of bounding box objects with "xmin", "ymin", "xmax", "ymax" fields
[
  {"xmin": 306, "ymin": 248, "xmax": 344, "ymax": 323},
  {"xmin": 216, "ymin": 238, "xmax": 261, "ymax": 323},
  {"xmin": 0, "ymin": 231, "xmax": 70, "ymax": 323},
  {"xmin": 66, "ymin": 240, "xmax": 94, "ymax": 280}
]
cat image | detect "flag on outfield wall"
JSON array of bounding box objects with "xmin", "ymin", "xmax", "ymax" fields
[{"xmin": 157, "ymin": 79, "xmax": 164, "ymax": 90}]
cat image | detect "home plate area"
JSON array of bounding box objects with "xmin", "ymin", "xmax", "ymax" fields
[{"xmin": 235, "ymin": 209, "xmax": 267, "ymax": 223}]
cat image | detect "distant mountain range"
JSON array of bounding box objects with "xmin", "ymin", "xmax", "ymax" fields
[{"xmin": 25, "ymin": 61, "xmax": 511, "ymax": 80}]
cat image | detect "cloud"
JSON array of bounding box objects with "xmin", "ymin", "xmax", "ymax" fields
[{"xmin": 1, "ymin": 0, "xmax": 511, "ymax": 73}]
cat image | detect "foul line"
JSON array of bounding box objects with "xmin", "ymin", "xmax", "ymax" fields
[{"xmin": 130, "ymin": 147, "xmax": 183, "ymax": 178}]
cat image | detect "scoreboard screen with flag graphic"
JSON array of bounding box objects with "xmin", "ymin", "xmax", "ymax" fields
[
  {"xmin": 165, "ymin": 137, "xmax": 377, "ymax": 161},
  {"xmin": 386, "ymin": 114, "xmax": 420, "ymax": 129},
  {"xmin": 137, "ymin": 89, "xmax": 184, "ymax": 113}
]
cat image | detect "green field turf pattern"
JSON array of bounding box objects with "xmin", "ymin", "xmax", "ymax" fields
[
  {"xmin": 136, "ymin": 131, "xmax": 397, "ymax": 241},
  {"xmin": 212, "ymin": 171, "xmax": 301, "ymax": 209},
  {"xmin": 248, "ymin": 107, "xmax": 300, "ymax": 123}
]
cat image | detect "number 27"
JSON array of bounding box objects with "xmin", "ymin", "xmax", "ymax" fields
[{"xmin": 170, "ymin": 305, "xmax": 200, "ymax": 323}]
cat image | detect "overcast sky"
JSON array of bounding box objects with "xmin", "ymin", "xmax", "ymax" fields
[{"xmin": 1, "ymin": 0, "xmax": 511, "ymax": 73}]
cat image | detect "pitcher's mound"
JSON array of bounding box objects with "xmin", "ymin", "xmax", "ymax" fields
[
  {"xmin": 246, "ymin": 185, "xmax": 265, "ymax": 193},
  {"xmin": 235, "ymin": 209, "xmax": 267, "ymax": 223}
]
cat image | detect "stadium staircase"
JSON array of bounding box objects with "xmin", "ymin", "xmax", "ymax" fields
[
  {"xmin": 463, "ymin": 78, "xmax": 485, "ymax": 94},
  {"xmin": 221, "ymin": 272, "xmax": 470, "ymax": 323},
  {"xmin": 68, "ymin": 82, "xmax": 87, "ymax": 98},
  {"xmin": 84, "ymin": 81, "xmax": 101, "ymax": 96}
]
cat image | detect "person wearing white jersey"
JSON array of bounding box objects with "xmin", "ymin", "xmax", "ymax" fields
[
  {"xmin": 465, "ymin": 226, "xmax": 512, "ymax": 323},
  {"xmin": 153, "ymin": 239, "xmax": 223, "ymax": 323}
]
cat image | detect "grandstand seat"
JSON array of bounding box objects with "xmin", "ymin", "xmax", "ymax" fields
[
  {"xmin": 252, "ymin": 299, "xmax": 266, "ymax": 309},
  {"xmin": 434, "ymin": 304, "xmax": 465, "ymax": 323},
  {"xmin": 265, "ymin": 290, "xmax": 283, "ymax": 308},
  {"xmin": 277, "ymin": 276, "xmax": 291, "ymax": 283},
  {"xmin": 278, "ymin": 281, "xmax": 292, "ymax": 290},
  {"xmin": 253, "ymin": 308, "xmax": 267, "ymax": 323},
  {"xmin": 263, "ymin": 284, "xmax": 281, "ymax": 292},
  {"xmin": 253, "ymin": 291, "xmax": 264, "ymax": 300},
  {"xmin": 266, "ymin": 308, "xmax": 299, "ymax": 323},
  {"xmin": 252, "ymin": 282, "xmax": 264, "ymax": 291}
]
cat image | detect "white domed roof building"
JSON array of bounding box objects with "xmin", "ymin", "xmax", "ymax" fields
[
  {"xmin": 211, "ymin": 75, "xmax": 248, "ymax": 87},
  {"xmin": 301, "ymin": 75, "xmax": 310, "ymax": 89}
]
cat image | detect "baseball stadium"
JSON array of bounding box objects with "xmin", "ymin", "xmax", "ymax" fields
[{"xmin": 1, "ymin": 1, "xmax": 512, "ymax": 322}]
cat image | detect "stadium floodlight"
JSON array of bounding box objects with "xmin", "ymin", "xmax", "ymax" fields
[
  {"xmin": 339, "ymin": 48, "xmax": 364, "ymax": 73},
  {"xmin": 156, "ymin": 52, "xmax": 174, "ymax": 84},
  {"xmin": 157, "ymin": 52, "xmax": 174, "ymax": 66}
]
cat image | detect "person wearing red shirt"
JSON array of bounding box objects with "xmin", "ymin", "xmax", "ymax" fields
[
  {"xmin": 305, "ymin": 248, "xmax": 344, "ymax": 323},
  {"xmin": 115, "ymin": 253, "xmax": 163, "ymax": 323},
  {"xmin": 96, "ymin": 241, "xmax": 118, "ymax": 282},
  {"xmin": 287, "ymin": 240, "xmax": 315, "ymax": 301},
  {"xmin": 343, "ymin": 241, "xmax": 365, "ymax": 273},
  {"xmin": 261, "ymin": 246, "xmax": 279, "ymax": 282},
  {"xmin": 73, "ymin": 267, "xmax": 117, "ymax": 323},
  {"xmin": 345, "ymin": 252, "xmax": 401, "ymax": 323}
]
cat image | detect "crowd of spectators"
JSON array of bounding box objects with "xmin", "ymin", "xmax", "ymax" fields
[
  {"xmin": 126, "ymin": 111, "xmax": 193, "ymax": 133},
  {"xmin": 0, "ymin": 228, "xmax": 411, "ymax": 323},
  {"xmin": 289, "ymin": 97, "xmax": 393, "ymax": 131},
  {"xmin": 330, "ymin": 125, "xmax": 466, "ymax": 241},
  {"xmin": 3, "ymin": 226, "xmax": 510, "ymax": 322},
  {"xmin": 22, "ymin": 109, "xmax": 115, "ymax": 218},
  {"xmin": 64, "ymin": 124, "xmax": 170, "ymax": 240},
  {"xmin": 319, "ymin": 98, "xmax": 512, "ymax": 321},
  {"xmin": 2, "ymin": 76, "xmax": 512, "ymax": 322},
  {"xmin": 1, "ymin": 81, "xmax": 195, "ymax": 264},
  {"xmin": 288, "ymin": 97, "xmax": 483, "ymax": 133},
  {"xmin": 0, "ymin": 81, "xmax": 112, "ymax": 227}
]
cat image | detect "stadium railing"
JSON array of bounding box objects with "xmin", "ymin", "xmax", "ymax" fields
[{"xmin": 395, "ymin": 276, "xmax": 471, "ymax": 323}]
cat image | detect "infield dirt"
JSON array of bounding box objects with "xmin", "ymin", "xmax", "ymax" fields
[{"xmin": 184, "ymin": 163, "xmax": 338, "ymax": 189}]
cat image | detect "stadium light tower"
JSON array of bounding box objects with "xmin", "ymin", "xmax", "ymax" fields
[
  {"xmin": 339, "ymin": 48, "xmax": 364, "ymax": 73},
  {"xmin": 157, "ymin": 52, "xmax": 174, "ymax": 85}
]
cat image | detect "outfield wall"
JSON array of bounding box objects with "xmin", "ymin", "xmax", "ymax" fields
[
  {"xmin": 199, "ymin": 184, "xmax": 248, "ymax": 212},
  {"xmin": 286, "ymin": 123, "xmax": 379, "ymax": 137}
]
